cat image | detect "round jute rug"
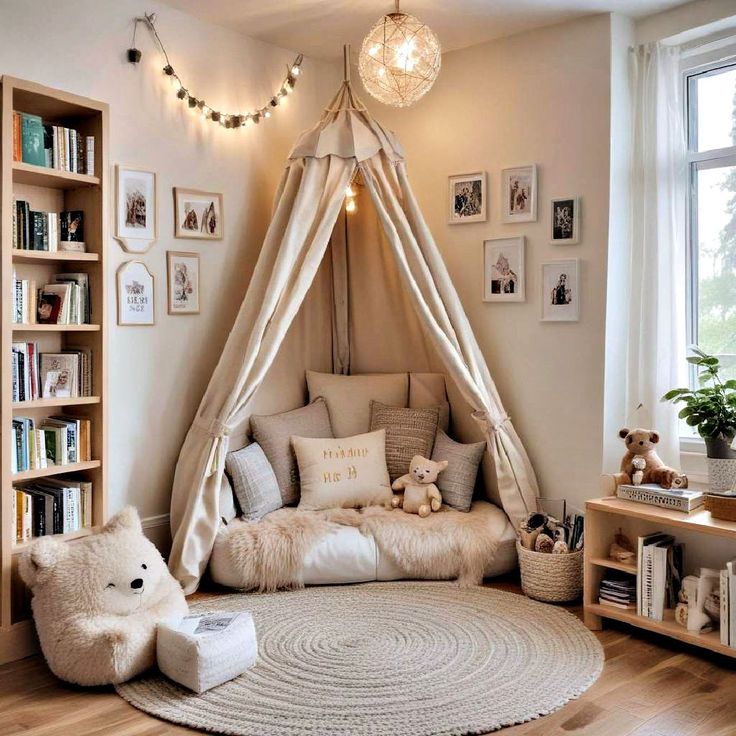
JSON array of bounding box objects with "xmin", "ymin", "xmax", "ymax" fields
[{"xmin": 116, "ymin": 582, "xmax": 603, "ymax": 736}]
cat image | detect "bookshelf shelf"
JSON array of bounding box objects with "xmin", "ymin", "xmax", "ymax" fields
[
  {"xmin": 12, "ymin": 161, "xmax": 99, "ymax": 189},
  {"xmin": 1, "ymin": 76, "xmax": 108, "ymax": 664},
  {"xmin": 12, "ymin": 525, "xmax": 99, "ymax": 555},
  {"xmin": 12, "ymin": 250, "xmax": 98, "ymax": 264},
  {"xmin": 12, "ymin": 395, "xmax": 100, "ymax": 410},
  {"xmin": 584, "ymin": 496, "xmax": 736, "ymax": 660},
  {"xmin": 12, "ymin": 323, "xmax": 100, "ymax": 331}
]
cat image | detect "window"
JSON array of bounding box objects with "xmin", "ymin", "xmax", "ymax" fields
[{"xmin": 685, "ymin": 57, "xmax": 736, "ymax": 396}]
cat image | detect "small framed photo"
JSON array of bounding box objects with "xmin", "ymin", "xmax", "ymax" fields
[
  {"xmin": 551, "ymin": 197, "xmax": 580, "ymax": 244},
  {"xmin": 541, "ymin": 259, "xmax": 580, "ymax": 322},
  {"xmin": 174, "ymin": 188, "xmax": 223, "ymax": 240},
  {"xmin": 448, "ymin": 172, "xmax": 487, "ymax": 224},
  {"xmin": 167, "ymin": 251, "xmax": 200, "ymax": 314},
  {"xmin": 115, "ymin": 166, "xmax": 157, "ymax": 253},
  {"xmin": 502, "ymin": 165, "xmax": 537, "ymax": 223},
  {"xmin": 483, "ymin": 237, "xmax": 525, "ymax": 302},
  {"xmin": 117, "ymin": 260, "xmax": 155, "ymax": 326}
]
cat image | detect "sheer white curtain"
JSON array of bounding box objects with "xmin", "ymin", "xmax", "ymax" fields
[{"xmin": 618, "ymin": 42, "xmax": 688, "ymax": 466}]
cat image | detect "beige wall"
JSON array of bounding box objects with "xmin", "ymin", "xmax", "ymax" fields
[
  {"xmin": 356, "ymin": 14, "xmax": 613, "ymax": 510},
  {"xmin": 0, "ymin": 0, "xmax": 339, "ymax": 528}
]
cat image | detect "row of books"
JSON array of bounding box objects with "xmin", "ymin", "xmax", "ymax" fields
[
  {"xmin": 637, "ymin": 532, "xmax": 684, "ymax": 621},
  {"xmin": 14, "ymin": 478, "xmax": 92, "ymax": 543},
  {"xmin": 13, "ymin": 200, "xmax": 85, "ymax": 251},
  {"xmin": 13, "ymin": 272, "xmax": 91, "ymax": 325},
  {"xmin": 12, "ymin": 343, "xmax": 92, "ymax": 402},
  {"xmin": 720, "ymin": 564, "xmax": 736, "ymax": 647},
  {"xmin": 599, "ymin": 575, "xmax": 636, "ymax": 609},
  {"xmin": 616, "ymin": 483, "xmax": 705, "ymax": 513},
  {"xmin": 13, "ymin": 111, "xmax": 95, "ymax": 175},
  {"xmin": 12, "ymin": 415, "xmax": 92, "ymax": 473}
]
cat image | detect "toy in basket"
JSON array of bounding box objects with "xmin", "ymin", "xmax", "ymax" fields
[{"xmin": 516, "ymin": 506, "xmax": 584, "ymax": 603}]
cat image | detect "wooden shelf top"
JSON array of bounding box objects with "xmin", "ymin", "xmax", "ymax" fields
[
  {"xmin": 12, "ymin": 162, "xmax": 99, "ymax": 189},
  {"xmin": 586, "ymin": 496, "xmax": 736, "ymax": 540},
  {"xmin": 12, "ymin": 526, "xmax": 99, "ymax": 554},
  {"xmin": 12, "ymin": 460, "xmax": 100, "ymax": 482},
  {"xmin": 12, "ymin": 323, "xmax": 100, "ymax": 332},
  {"xmin": 586, "ymin": 602, "xmax": 735, "ymax": 658},
  {"xmin": 12, "ymin": 396, "xmax": 100, "ymax": 410},
  {"xmin": 12, "ymin": 250, "xmax": 98, "ymax": 264},
  {"xmin": 590, "ymin": 556, "xmax": 637, "ymax": 574}
]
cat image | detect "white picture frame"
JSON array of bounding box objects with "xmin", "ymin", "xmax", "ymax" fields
[
  {"xmin": 114, "ymin": 166, "xmax": 157, "ymax": 253},
  {"xmin": 117, "ymin": 260, "xmax": 155, "ymax": 325},
  {"xmin": 483, "ymin": 236, "xmax": 525, "ymax": 302},
  {"xmin": 167, "ymin": 251, "xmax": 200, "ymax": 314},
  {"xmin": 541, "ymin": 259, "xmax": 580, "ymax": 322},
  {"xmin": 502, "ymin": 165, "xmax": 537, "ymax": 223},
  {"xmin": 448, "ymin": 172, "xmax": 487, "ymax": 224},
  {"xmin": 174, "ymin": 188, "xmax": 224, "ymax": 240},
  {"xmin": 550, "ymin": 196, "xmax": 581, "ymax": 244}
]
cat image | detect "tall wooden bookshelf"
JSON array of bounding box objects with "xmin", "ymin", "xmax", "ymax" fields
[{"xmin": 0, "ymin": 78, "xmax": 108, "ymax": 664}]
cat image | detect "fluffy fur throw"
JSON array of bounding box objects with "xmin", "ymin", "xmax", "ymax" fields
[{"xmin": 216, "ymin": 502, "xmax": 504, "ymax": 592}]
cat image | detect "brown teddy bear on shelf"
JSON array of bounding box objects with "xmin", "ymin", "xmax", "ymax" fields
[
  {"xmin": 601, "ymin": 427, "xmax": 687, "ymax": 494},
  {"xmin": 391, "ymin": 455, "xmax": 448, "ymax": 517}
]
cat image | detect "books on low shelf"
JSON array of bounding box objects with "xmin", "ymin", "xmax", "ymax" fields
[
  {"xmin": 636, "ymin": 532, "xmax": 684, "ymax": 622},
  {"xmin": 13, "ymin": 272, "xmax": 90, "ymax": 325},
  {"xmin": 11, "ymin": 415, "xmax": 92, "ymax": 473},
  {"xmin": 13, "ymin": 111, "xmax": 95, "ymax": 175},
  {"xmin": 599, "ymin": 574, "xmax": 636, "ymax": 610},
  {"xmin": 617, "ymin": 483, "xmax": 705, "ymax": 513},
  {"xmin": 12, "ymin": 343, "xmax": 92, "ymax": 401},
  {"xmin": 12, "ymin": 200, "xmax": 85, "ymax": 252},
  {"xmin": 13, "ymin": 477, "xmax": 93, "ymax": 543}
]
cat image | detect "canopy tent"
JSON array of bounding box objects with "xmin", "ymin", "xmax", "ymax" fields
[{"xmin": 168, "ymin": 78, "xmax": 540, "ymax": 594}]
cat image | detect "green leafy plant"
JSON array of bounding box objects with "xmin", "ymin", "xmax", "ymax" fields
[{"xmin": 662, "ymin": 348, "xmax": 736, "ymax": 441}]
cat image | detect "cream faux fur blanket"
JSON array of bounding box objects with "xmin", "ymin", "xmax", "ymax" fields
[{"xmin": 215, "ymin": 501, "xmax": 506, "ymax": 592}]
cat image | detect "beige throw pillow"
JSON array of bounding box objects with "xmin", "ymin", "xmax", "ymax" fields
[
  {"xmin": 306, "ymin": 371, "xmax": 409, "ymax": 438},
  {"xmin": 432, "ymin": 430, "xmax": 486, "ymax": 512},
  {"xmin": 293, "ymin": 429, "xmax": 393, "ymax": 511},
  {"xmin": 369, "ymin": 401, "xmax": 440, "ymax": 481}
]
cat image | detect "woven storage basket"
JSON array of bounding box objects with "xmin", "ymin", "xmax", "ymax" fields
[
  {"xmin": 516, "ymin": 541, "xmax": 583, "ymax": 603},
  {"xmin": 705, "ymin": 494, "xmax": 736, "ymax": 521}
]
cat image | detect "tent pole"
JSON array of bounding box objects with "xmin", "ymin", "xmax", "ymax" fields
[{"xmin": 343, "ymin": 44, "xmax": 351, "ymax": 84}]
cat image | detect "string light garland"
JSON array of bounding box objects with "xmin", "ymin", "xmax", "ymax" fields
[{"xmin": 128, "ymin": 12, "xmax": 304, "ymax": 130}]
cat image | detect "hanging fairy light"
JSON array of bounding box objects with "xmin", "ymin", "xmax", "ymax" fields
[
  {"xmin": 358, "ymin": 0, "xmax": 441, "ymax": 108},
  {"xmin": 128, "ymin": 13, "xmax": 304, "ymax": 130}
]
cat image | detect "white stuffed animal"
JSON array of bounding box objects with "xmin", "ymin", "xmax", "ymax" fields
[
  {"xmin": 631, "ymin": 456, "xmax": 646, "ymax": 485},
  {"xmin": 19, "ymin": 507, "xmax": 188, "ymax": 685},
  {"xmin": 391, "ymin": 455, "xmax": 448, "ymax": 518}
]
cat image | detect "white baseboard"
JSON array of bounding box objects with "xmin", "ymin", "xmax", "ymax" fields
[{"xmin": 142, "ymin": 513, "xmax": 170, "ymax": 529}]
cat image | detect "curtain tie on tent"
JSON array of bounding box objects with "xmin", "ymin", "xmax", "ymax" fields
[
  {"xmin": 193, "ymin": 416, "xmax": 230, "ymax": 477},
  {"xmin": 473, "ymin": 410, "xmax": 510, "ymax": 434}
]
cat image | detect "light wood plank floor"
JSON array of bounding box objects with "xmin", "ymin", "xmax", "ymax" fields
[{"xmin": 2, "ymin": 578, "xmax": 735, "ymax": 736}]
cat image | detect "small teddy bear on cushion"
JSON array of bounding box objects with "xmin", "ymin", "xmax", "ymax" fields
[
  {"xmin": 391, "ymin": 455, "xmax": 448, "ymax": 517},
  {"xmin": 19, "ymin": 507, "xmax": 188, "ymax": 686}
]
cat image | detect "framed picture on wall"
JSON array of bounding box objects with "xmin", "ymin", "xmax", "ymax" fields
[
  {"xmin": 115, "ymin": 166, "xmax": 157, "ymax": 253},
  {"xmin": 541, "ymin": 259, "xmax": 580, "ymax": 322},
  {"xmin": 448, "ymin": 172, "xmax": 487, "ymax": 224},
  {"xmin": 483, "ymin": 236, "xmax": 525, "ymax": 302},
  {"xmin": 167, "ymin": 251, "xmax": 200, "ymax": 314},
  {"xmin": 117, "ymin": 260, "xmax": 155, "ymax": 325},
  {"xmin": 550, "ymin": 196, "xmax": 581, "ymax": 244},
  {"xmin": 501, "ymin": 165, "xmax": 537, "ymax": 223},
  {"xmin": 174, "ymin": 188, "xmax": 224, "ymax": 240}
]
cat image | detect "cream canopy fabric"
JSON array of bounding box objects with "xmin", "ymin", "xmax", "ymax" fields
[{"xmin": 168, "ymin": 82, "xmax": 539, "ymax": 593}]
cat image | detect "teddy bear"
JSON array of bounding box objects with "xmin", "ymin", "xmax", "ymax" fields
[
  {"xmin": 601, "ymin": 427, "xmax": 687, "ymax": 494},
  {"xmin": 19, "ymin": 506, "xmax": 188, "ymax": 686},
  {"xmin": 391, "ymin": 455, "xmax": 448, "ymax": 517}
]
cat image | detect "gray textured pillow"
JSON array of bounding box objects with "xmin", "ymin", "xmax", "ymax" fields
[
  {"xmin": 432, "ymin": 430, "xmax": 485, "ymax": 512},
  {"xmin": 250, "ymin": 398, "xmax": 333, "ymax": 505},
  {"xmin": 225, "ymin": 443, "xmax": 283, "ymax": 520},
  {"xmin": 369, "ymin": 401, "xmax": 439, "ymax": 481}
]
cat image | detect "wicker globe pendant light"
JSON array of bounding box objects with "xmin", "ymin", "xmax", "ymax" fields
[{"xmin": 358, "ymin": 1, "xmax": 441, "ymax": 108}]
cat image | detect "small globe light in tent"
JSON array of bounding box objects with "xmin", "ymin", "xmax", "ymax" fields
[{"xmin": 358, "ymin": 0, "xmax": 441, "ymax": 108}]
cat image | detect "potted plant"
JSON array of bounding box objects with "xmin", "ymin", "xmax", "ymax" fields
[{"xmin": 662, "ymin": 349, "xmax": 736, "ymax": 490}]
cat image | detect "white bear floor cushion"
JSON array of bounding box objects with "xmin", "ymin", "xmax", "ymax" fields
[
  {"xmin": 210, "ymin": 501, "xmax": 516, "ymax": 591},
  {"xmin": 19, "ymin": 507, "xmax": 188, "ymax": 686}
]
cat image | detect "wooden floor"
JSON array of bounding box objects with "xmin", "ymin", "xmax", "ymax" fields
[{"xmin": 2, "ymin": 579, "xmax": 736, "ymax": 736}]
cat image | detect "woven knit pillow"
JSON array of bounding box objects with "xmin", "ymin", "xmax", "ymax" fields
[
  {"xmin": 250, "ymin": 398, "xmax": 333, "ymax": 505},
  {"xmin": 369, "ymin": 401, "xmax": 439, "ymax": 481},
  {"xmin": 225, "ymin": 443, "xmax": 283, "ymax": 521},
  {"xmin": 431, "ymin": 430, "xmax": 485, "ymax": 512}
]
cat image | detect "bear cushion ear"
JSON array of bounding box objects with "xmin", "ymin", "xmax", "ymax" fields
[
  {"xmin": 18, "ymin": 537, "xmax": 68, "ymax": 587},
  {"xmin": 103, "ymin": 506, "xmax": 142, "ymax": 535},
  {"xmin": 618, "ymin": 428, "xmax": 630, "ymax": 439},
  {"xmin": 650, "ymin": 431, "xmax": 660, "ymax": 444}
]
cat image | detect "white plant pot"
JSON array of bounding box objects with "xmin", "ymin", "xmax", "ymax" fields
[{"xmin": 707, "ymin": 458, "xmax": 736, "ymax": 492}]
